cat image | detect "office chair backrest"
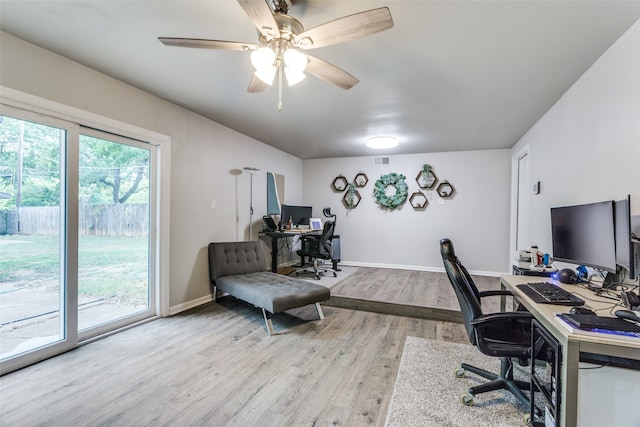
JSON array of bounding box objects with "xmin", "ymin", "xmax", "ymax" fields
[
  {"xmin": 318, "ymin": 221, "xmax": 336, "ymax": 256},
  {"xmin": 440, "ymin": 238, "xmax": 484, "ymax": 343}
]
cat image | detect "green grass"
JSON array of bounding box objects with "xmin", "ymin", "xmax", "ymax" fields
[{"xmin": 0, "ymin": 234, "xmax": 149, "ymax": 303}]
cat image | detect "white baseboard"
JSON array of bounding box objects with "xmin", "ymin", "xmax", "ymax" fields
[{"xmin": 169, "ymin": 294, "xmax": 214, "ymax": 316}]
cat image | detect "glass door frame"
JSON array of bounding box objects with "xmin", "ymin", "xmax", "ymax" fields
[
  {"xmin": 0, "ymin": 104, "xmax": 79, "ymax": 375},
  {"xmin": 77, "ymin": 127, "xmax": 158, "ymax": 342}
]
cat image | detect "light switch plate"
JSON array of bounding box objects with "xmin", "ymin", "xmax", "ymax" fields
[{"xmin": 533, "ymin": 181, "xmax": 541, "ymax": 194}]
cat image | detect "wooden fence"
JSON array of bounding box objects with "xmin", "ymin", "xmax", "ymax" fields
[{"xmin": 0, "ymin": 204, "xmax": 149, "ymax": 236}]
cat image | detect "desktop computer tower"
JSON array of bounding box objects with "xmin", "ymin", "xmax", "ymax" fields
[
  {"xmin": 331, "ymin": 235, "xmax": 341, "ymax": 270},
  {"xmin": 531, "ymin": 319, "xmax": 561, "ymax": 427}
]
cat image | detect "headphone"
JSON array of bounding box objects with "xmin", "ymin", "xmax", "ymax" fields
[{"xmin": 621, "ymin": 291, "xmax": 640, "ymax": 311}]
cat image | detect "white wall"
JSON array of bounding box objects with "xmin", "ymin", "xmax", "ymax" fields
[
  {"xmin": 510, "ymin": 20, "xmax": 640, "ymax": 263},
  {"xmin": 0, "ymin": 31, "xmax": 304, "ymax": 312},
  {"xmin": 303, "ymin": 149, "xmax": 512, "ymax": 274}
]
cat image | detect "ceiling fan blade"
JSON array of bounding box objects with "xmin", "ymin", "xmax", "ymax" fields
[
  {"xmin": 305, "ymin": 55, "xmax": 359, "ymax": 90},
  {"xmin": 237, "ymin": 0, "xmax": 281, "ymax": 40},
  {"xmin": 295, "ymin": 7, "xmax": 394, "ymax": 50},
  {"xmin": 158, "ymin": 37, "xmax": 257, "ymax": 51},
  {"xmin": 247, "ymin": 75, "xmax": 269, "ymax": 93}
]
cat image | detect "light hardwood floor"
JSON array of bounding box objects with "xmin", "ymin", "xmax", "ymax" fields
[
  {"xmin": 0, "ymin": 268, "xmax": 505, "ymax": 426},
  {"xmin": 331, "ymin": 268, "xmax": 502, "ymax": 309},
  {"xmin": 327, "ymin": 267, "xmax": 506, "ymax": 322}
]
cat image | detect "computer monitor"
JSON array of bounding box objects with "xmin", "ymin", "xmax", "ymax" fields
[
  {"xmin": 550, "ymin": 200, "xmax": 616, "ymax": 273},
  {"xmin": 614, "ymin": 195, "xmax": 637, "ymax": 280},
  {"xmin": 280, "ymin": 204, "xmax": 312, "ymax": 227}
]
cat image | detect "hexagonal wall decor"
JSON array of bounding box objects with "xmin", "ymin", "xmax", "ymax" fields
[
  {"xmin": 416, "ymin": 169, "xmax": 438, "ymax": 189},
  {"xmin": 332, "ymin": 175, "xmax": 349, "ymax": 192},
  {"xmin": 354, "ymin": 172, "xmax": 369, "ymax": 187},
  {"xmin": 436, "ymin": 181, "xmax": 455, "ymax": 198},
  {"xmin": 410, "ymin": 192, "xmax": 428, "ymax": 209},
  {"xmin": 342, "ymin": 188, "xmax": 361, "ymax": 209}
]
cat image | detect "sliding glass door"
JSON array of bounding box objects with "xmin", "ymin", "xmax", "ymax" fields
[{"xmin": 0, "ymin": 105, "xmax": 158, "ymax": 374}]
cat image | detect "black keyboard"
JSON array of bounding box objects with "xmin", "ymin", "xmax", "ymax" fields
[
  {"xmin": 559, "ymin": 313, "xmax": 640, "ymax": 333},
  {"xmin": 517, "ymin": 282, "xmax": 585, "ymax": 306}
]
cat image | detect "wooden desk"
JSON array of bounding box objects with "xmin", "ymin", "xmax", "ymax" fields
[{"xmin": 500, "ymin": 275, "xmax": 640, "ymax": 427}]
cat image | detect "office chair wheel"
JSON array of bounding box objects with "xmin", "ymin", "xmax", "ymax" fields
[
  {"xmin": 460, "ymin": 393, "xmax": 474, "ymax": 406},
  {"xmin": 453, "ymin": 368, "xmax": 466, "ymax": 378}
]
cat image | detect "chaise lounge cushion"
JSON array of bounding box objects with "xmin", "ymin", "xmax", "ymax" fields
[
  {"xmin": 208, "ymin": 241, "xmax": 330, "ymax": 314},
  {"xmin": 216, "ymin": 271, "xmax": 330, "ymax": 314}
]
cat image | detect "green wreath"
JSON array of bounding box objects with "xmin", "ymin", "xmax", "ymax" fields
[{"xmin": 373, "ymin": 173, "xmax": 408, "ymax": 210}]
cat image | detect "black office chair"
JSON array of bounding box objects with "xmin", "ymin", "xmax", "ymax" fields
[
  {"xmin": 440, "ymin": 238, "xmax": 533, "ymax": 408},
  {"xmin": 295, "ymin": 221, "xmax": 338, "ymax": 280}
]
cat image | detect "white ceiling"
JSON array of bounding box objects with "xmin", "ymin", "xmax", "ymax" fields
[{"xmin": 1, "ymin": 1, "xmax": 639, "ymax": 159}]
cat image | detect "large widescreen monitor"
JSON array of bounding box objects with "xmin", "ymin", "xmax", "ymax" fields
[
  {"xmin": 550, "ymin": 200, "xmax": 616, "ymax": 273},
  {"xmin": 280, "ymin": 204, "xmax": 312, "ymax": 227}
]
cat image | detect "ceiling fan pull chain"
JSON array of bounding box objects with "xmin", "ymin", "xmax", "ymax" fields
[{"xmin": 278, "ymin": 63, "xmax": 283, "ymax": 112}]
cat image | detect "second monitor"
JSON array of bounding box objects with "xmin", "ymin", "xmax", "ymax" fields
[{"xmin": 280, "ymin": 204, "xmax": 312, "ymax": 227}]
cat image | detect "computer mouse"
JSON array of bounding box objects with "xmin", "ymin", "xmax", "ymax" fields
[
  {"xmin": 557, "ymin": 268, "xmax": 578, "ymax": 284},
  {"xmin": 569, "ymin": 306, "xmax": 596, "ymax": 315}
]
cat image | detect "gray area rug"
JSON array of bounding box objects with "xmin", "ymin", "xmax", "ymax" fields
[
  {"xmin": 290, "ymin": 265, "xmax": 359, "ymax": 289},
  {"xmin": 385, "ymin": 336, "xmax": 529, "ymax": 427}
]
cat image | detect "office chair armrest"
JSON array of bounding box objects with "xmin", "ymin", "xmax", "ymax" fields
[
  {"xmin": 471, "ymin": 311, "xmax": 532, "ymax": 326},
  {"xmin": 477, "ymin": 289, "xmax": 513, "ymax": 299},
  {"xmin": 478, "ymin": 289, "xmax": 529, "ymax": 313}
]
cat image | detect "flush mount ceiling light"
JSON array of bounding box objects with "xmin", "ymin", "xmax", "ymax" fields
[{"xmin": 367, "ymin": 136, "xmax": 399, "ymax": 149}]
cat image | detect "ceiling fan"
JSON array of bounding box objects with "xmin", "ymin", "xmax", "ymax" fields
[{"xmin": 158, "ymin": 0, "xmax": 394, "ymax": 109}]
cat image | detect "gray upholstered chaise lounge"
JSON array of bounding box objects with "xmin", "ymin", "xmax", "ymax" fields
[{"xmin": 208, "ymin": 241, "xmax": 330, "ymax": 335}]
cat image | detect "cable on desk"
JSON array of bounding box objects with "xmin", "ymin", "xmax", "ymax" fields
[
  {"xmin": 575, "ymin": 282, "xmax": 623, "ymax": 302},
  {"xmin": 578, "ymin": 359, "xmax": 610, "ymax": 370}
]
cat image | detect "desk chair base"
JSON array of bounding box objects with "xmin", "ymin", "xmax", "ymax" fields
[
  {"xmin": 457, "ymin": 357, "xmax": 530, "ymax": 408},
  {"xmin": 295, "ymin": 258, "xmax": 338, "ymax": 280}
]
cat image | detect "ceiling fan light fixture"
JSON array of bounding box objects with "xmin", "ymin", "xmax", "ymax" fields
[
  {"xmin": 283, "ymin": 48, "xmax": 308, "ymax": 73},
  {"xmin": 254, "ymin": 67, "xmax": 277, "ymax": 85},
  {"xmin": 251, "ymin": 47, "xmax": 276, "ymax": 72},
  {"xmin": 284, "ymin": 67, "xmax": 306, "ymax": 86},
  {"xmin": 367, "ymin": 136, "xmax": 398, "ymax": 149}
]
